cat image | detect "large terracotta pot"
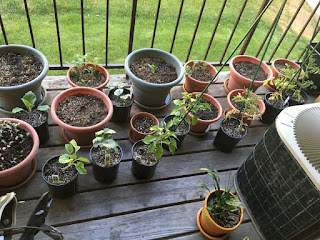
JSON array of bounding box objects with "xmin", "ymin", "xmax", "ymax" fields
[
  {"xmin": 51, "ymin": 87, "xmax": 113, "ymax": 147},
  {"xmin": 67, "ymin": 63, "xmax": 110, "ymax": 90},
  {"xmin": 229, "ymin": 55, "xmax": 272, "ymax": 92},
  {"xmin": 129, "ymin": 112, "xmax": 159, "ymax": 143},
  {"xmin": 184, "ymin": 93, "xmax": 222, "ymax": 135},
  {"xmin": 0, "ymin": 118, "xmax": 39, "ymax": 190},
  {"xmin": 183, "ymin": 60, "xmax": 218, "ymax": 93}
]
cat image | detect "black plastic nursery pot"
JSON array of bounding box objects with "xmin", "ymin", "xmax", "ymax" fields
[
  {"xmin": 89, "ymin": 146, "xmax": 123, "ymax": 183},
  {"xmin": 286, "ymin": 90, "xmax": 308, "ymax": 106},
  {"xmin": 213, "ymin": 117, "xmax": 247, "ymax": 153},
  {"xmin": 41, "ymin": 155, "xmax": 78, "ymax": 198},
  {"xmin": 107, "ymin": 88, "xmax": 134, "ymax": 123},
  {"xmin": 131, "ymin": 140, "xmax": 159, "ymax": 179},
  {"xmin": 260, "ymin": 92, "xmax": 289, "ymax": 124}
]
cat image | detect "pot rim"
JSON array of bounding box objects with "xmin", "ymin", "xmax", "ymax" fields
[
  {"xmin": 131, "ymin": 140, "xmax": 159, "ymax": 167},
  {"xmin": 162, "ymin": 114, "xmax": 190, "ymax": 136},
  {"xmin": 184, "ymin": 60, "xmax": 218, "ymax": 84},
  {"xmin": 130, "ymin": 112, "xmax": 159, "ymax": 136},
  {"xmin": 107, "ymin": 88, "xmax": 134, "ymax": 108},
  {"xmin": 220, "ymin": 117, "xmax": 248, "ymax": 139},
  {"xmin": 89, "ymin": 145, "xmax": 123, "ymax": 168},
  {"xmin": 271, "ymin": 58, "xmax": 303, "ymax": 80},
  {"xmin": 264, "ymin": 92, "xmax": 289, "ymax": 110}
]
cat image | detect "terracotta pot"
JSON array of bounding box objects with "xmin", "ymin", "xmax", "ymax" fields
[
  {"xmin": 184, "ymin": 93, "xmax": 222, "ymax": 135},
  {"xmin": 0, "ymin": 118, "xmax": 39, "ymax": 189},
  {"xmin": 129, "ymin": 112, "xmax": 159, "ymax": 143},
  {"xmin": 183, "ymin": 60, "xmax": 218, "ymax": 93},
  {"xmin": 199, "ymin": 190, "xmax": 244, "ymax": 237},
  {"xmin": 67, "ymin": 63, "xmax": 110, "ymax": 90},
  {"xmin": 271, "ymin": 58, "xmax": 302, "ymax": 82},
  {"xmin": 229, "ymin": 55, "xmax": 273, "ymax": 92},
  {"xmin": 50, "ymin": 87, "xmax": 113, "ymax": 147},
  {"xmin": 226, "ymin": 89, "xmax": 265, "ymax": 126}
]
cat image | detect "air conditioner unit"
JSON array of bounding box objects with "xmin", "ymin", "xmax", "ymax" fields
[{"xmin": 235, "ymin": 103, "xmax": 320, "ymax": 240}]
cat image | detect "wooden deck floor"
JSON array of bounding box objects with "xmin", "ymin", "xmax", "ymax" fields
[{"xmin": 1, "ymin": 73, "xmax": 315, "ymax": 240}]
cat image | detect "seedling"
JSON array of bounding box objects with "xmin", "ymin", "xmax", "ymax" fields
[
  {"xmin": 107, "ymin": 82, "xmax": 132, "ymax": 106},
  {"xmin": 69, "ymin": 53, "xmax": 99, "ymax": 83},
  {"xmin": 148, "ymin": 64, "xmax": 156, "ymax": 73},
  {"xmin": 185, "ymin": 60, "xmax": 208, "ymax": 76},
  {"xmin": 59, "ymin": 139, "xmax": 90, "ymax": 174},
  {"xmin": 12, "ymin": 91, "xmax": 50, "ymax": 115},
  {"xmin": 92, "ymin": 128, "xmax": 119, "ymax": 166}
]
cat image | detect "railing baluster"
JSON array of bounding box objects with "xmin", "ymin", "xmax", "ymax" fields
[
  {"xmin": 23, "ymin": 0, "xmax": 35, "ymax": 48},
  {"xmin": 105, "ymin": 0, "xmax": 109, "ymax": 67},
  {"xmin": 0, "ymin": 14, "xmax": 8, "ymax": 45},
  {"xmin": 185, "ymin": 0, "xmax": 206, "ymax": 62},
  {"xmin": 220, "ymin": 0, "xmax": 247, "ymax": 63},
  {"xmin": 268, "ymin": 0, "xmax": 305, "ymax": 61},
  {"xmin": 170, "ymin": 0, "xmax": 184, "ymax": 53},
  {"xmin": 151, "ymin": 0, "xmax": 161, "ymax": 48},
  {"xmin": 285, "ymin": 0, "xmax": 320, "ymax": 59},
  {"xmin": 81, "ymin": 0, "xmax": 86, "ymax": 55},
  {"xmin": 204, "ymin": 0, "xmax": 227, "ymax": 61},
  {"xmin": 128, "ymin": 0, "xmax": 138, "ymax": 55},
  {"xmin": 53, "ymin": 0, "xmax": 63, "ymax": 67}
]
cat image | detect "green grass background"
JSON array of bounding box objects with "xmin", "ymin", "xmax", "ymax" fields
[{"xmin": 0, "ymin": 0, "xmax": 319, "ymax": 75}]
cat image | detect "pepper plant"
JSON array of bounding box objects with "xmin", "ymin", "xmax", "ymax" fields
[{"xmin": 12, "ymin": 91, "xmax": 50, "ymax": 115}]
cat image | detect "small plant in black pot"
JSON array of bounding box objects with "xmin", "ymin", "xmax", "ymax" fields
[
  {"xmin": 12, "ymin": 91, "xmax": 50, "ymax": 144},
  {"xmin": 89, "ymin": 128, "xmax": 123, "ymax": 182},
  {"xmin": 107, "ymin": 82, "xmax": 133, "ymax": 123},
  {"xmin": 42, "ymin": 139, "xmax": 89, "ymax": 198}
]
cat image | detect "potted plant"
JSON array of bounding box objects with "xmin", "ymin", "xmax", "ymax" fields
[
  {"xmin": 304, "ymin": 42, "xmax": 320, "ymax": 96},
  {"xmin": 41, "ymin": 139, "xmax": 89, "ymax": 198},
  {"xmin": 107, "ymin": 82, "xmax": 134, "ymax": 123},
  {"xmin": 50, "ymin": 87, "xmax": 113, "ymax": 147},
  {"xmin": 0, "ymin": 44, "xmax": 48, "ymax": 111},
  {"xmin": 228, "ymin": 55, "xmax": 273, "ymax": 92},
  {"xmin": 12, "ymin": 91, "xmax": 50, "ymax": 144},
  {"xmin": 129, "ymin": 112, "xmax": 159, "ymax": 143},
  {"xmin": 67, "ymin": 54, "xmax": 110, "ymax": 90},
  {"xmin": 125, "ymin": 48, "xmax": 184, "ymax": 109},
  {"xmin": 89, "ymin": 128, "xmax": 123, "ymax": 182},
  {"xmin": 183, "ymin": 60, "xmax": 218, "ymax": 93},
  {"xmin": 197, "ymin": 168, "xmax": 244, "ymax": 239},
  {"xmin": 0, "ymin": 118, "xmax": 39, "ymax": 190}
]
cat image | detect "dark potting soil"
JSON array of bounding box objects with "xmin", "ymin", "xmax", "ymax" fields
[
  {"xmin": 221, "ymin": 118, "xmax": 246, "ymax": 138},
  {"xmin": 234, "ymin": 61, "xmax": 268, "ymax": 81},
  {"xmin": 188, "ymin": 67, "xmax": 212, "ymax": 82},
  {"xmin": 275, "ymin": 62, "xmax": 293, "ymax": 75},
  {"xmin": 133, "ymin": 116, "xmax": 156, "ymax": 133},
  {"xmin": 43, "ymin": 157, "xmax": 77, "ymax": 184},
  {"xmin": 56, "ymin": 93, "xmax": 108, "ymax": 127},
  {"xmin": 91, "ymin": 147, "xmax": 121, "ymax": 167},
  {"xmin": 0, "ymin": 122, "xmax": 33, "ymax": 171},
  {"xmin": 109, "ymin": 91, "xmax": 133, "ymax": 107},
  {"xmin": 133, "ymin": 142, "xmax": 157, "ymax": 166},
  {"xmin": 70, "ymin": 68, "xmax": 106, "ymax": 87},
  {"xmin": 129, "ymin": 58, "xmax": 177, "ymax": 84},
  {"xmin": 15, "ymin": 110, "xmax": 47, "ymax": 127},
  {"xmin": 0, "ymin": 52, "xmax": 43, "ymax": 87},
  {"xmin": 164, "ymin": 116, "xmax": 189, "ymax": 135},
  {"xmin": 231, "ymin": 99, "xmax": 259, "ymax": 115},
  {"xmin": 191, "ymin": 99, "xmax": 218, "ymax": 120}
]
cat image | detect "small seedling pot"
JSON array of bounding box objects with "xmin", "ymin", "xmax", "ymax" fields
[
  {"xmin": 107, "ymin": 88, "xmax": 134, "ymax": 123},
  {"xmin": 129, "ymin": 112, "xmax": 159, "ymax": 143},
  {"xmin": 131, "ymin": 140, "xmax": 159, "ymax": 179},
  {"xmin": 260, "ymin": 92, "xmax": 289, "ymax": 124},
  {"xmin": 41, "ymin": 155, "xmax": 78, "ymax": 198},
  {"xmin": 285, "ymin": 89, "xmax": 308, "ymax": 106},
  {"xmin": 89, "ymin": 146, "xmax": 123, "ymax": 183}
]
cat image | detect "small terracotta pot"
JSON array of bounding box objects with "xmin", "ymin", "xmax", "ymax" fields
[
  {"xmin": 199, "ymin": 190, "xmax": 244, "ymax": 237},
  {"xmin": 0, "ymin": 118, "xmax": 39, "ymax": 189},
  {"xmin": 229, "ymin": 55, "xmax": 273, "ymax": 92},
  {"xmin": 183, "ymin": 60, "xmax": 218, "ymax": 93},
  {"xmin": 184, "ymin": 93, "xmax": 222, "ymax": 135},
  {"xmin": 226, "ymin": 89, "xmax": 265, "ymax": 126},
  {"xmin": 50, "ymin": 87, "xmax": 113, "ymax": 147},
  {"xmin": 129, "ymin": 112, "xmax": 159, "ymax": 143},
  {"xmin": 271, "ymin": 58, "xmax": 302, "ymax": 82},
  {"xmin": 67, "ymin": 63, "xmax": 110, "ymax": 90}
]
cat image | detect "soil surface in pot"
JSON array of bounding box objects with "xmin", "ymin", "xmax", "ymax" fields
[
  {"xmin": 234, "ymin": 61, "xmax": 268, "ymax": 81},
  {"xmin": 133, "ymin": 143, "xmax": 157, "ymax": 166},
  {"xmin": 191, "ymin": 99, "xmax": 218, "ymax": 120},
  {"xmin": 0, "ymin": 52, "xmax": 43, "ymax": 87},
  {"xmin": 56, "ymin": 93, "xmax": 108, "ymax": 127},
  {"xmin": 43, "ymin": 157, "xmax": 77, "ymax": 184},
  {"xmin": 15, "ymin": 110, "xmax": 47, "ymax": 127},
  {"xmin": 164, "ymin": 116, "xmax": 189, "ymax": 135},
  {"xmin": 231, "ymin": 99, "xmax": 259, "ymax": 115},
  {"xmin": 207, "ymin": 193, "xmax": 241, "ymax": 228},
  {"xmin": 91, "ymin": 147, "xmax": 121, "ymax": 167},
  {"xmin": 275, "ymin": 62, "xmax": 293, "ymax": 75},
  {"xmin": 266, "ymin": 94, "xmax": 286, "ymax": 109},
  {"xmin": 0, "ymin": 122, "xmax": 33, "ymax": 171},
  {"xmin": 129, "ymin": 58, "xmax": 177, "ymax": 84},
  {"xmin": 70, "ymin": 68, "xmax": 106, "ymax": 87},
  {"xmin": 221, "ymin": 118, "xmax": 246, "ymax": 138},
  {"xmin": 187, "ymin": 66, "xmax": 212, "ymax": 82},
  {"xmin": 109, "ymin": 91, "xmax": 133, "ymax": 107},
  {"xmin": 133, "ymin": 116, "xmax": 156, "ymax": 133}
]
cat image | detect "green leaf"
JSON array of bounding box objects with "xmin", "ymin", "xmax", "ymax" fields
[
  {"xmin": 155, "ymin": 146, "xmax": 163, "ymax": 160},
  {"xmin": 114, "ymin": 88, "xmax": 123, "ymax": 96},
  {"xmin": 70, "ymin": 154, "xmax": 77, "ymax": 160},
  {"xmin": 169, "ymin": 144, "xmax": 176, "ymax": 156},
  {"xmin": 171, "ymin": 138, "xmax": 177, "ymax": 148},
  {"xmin": 59, "ymin": 154, "xmax": 71, "ymax": 163},
  {"xmin": 103, "ymin": 128, "xmax": 116, "ymax": 134},
  {"xmin": 198, "ymin": 182, "xmax": 210, "ymax": 193},
  {"xmin": 78, "ymin": 156, "xmax": 90, "ymax": 163},
  {"xmin": 65, "ymin": 143, "xmax": 73, "ymax": 154},
  {"xmin": 37, "ymin": 105, "xmax": 50, "ymax": 111},
  {"xmin": 147, "ymin": 143, "xmax": 156, "ymax": 153},
  {"xmin": 12, "ymin": 107, "xmax": 24, "ymax": 113},
  {"xmin": 23, "ymin": 91, "xmax": 37, "ymax": 105},
  {"xmin": 192, "ymin": 116, "xmax": 198, "ymax": 125},
  {"xmin": 21, "ymin": 98, "xmax": 34, "ymax": 112},
  {"xmin": 185, "ymin": 117, "xmax": 191, "ymax": 124},
  {"xmin": 70, "ymin": 139, "xmax": 80, "ymax": 153},
  {"xmin": 143, "ymin": 135, "xmax": 158, "ymax": 144},
  {"xmin": 75, "ymin": 162, "xmax": 87, "ymax": 174}
]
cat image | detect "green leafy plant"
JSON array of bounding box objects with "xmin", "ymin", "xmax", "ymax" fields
[
  {"xmin": 92, "ymin": 128, "xmax": 119, "ymax": 166},
  {"xmin": 107, "ymin": 82, "xmax": 132, "ymax": 106},
  {"xmin": 59, "ymin": 139, "xmax": 90, "ymax": 174},
  {"xmin": 12, "ymin": 91, "xmax": 50, "ymax": 115},
  {"xmin": 185, "ymin": 60, "xmax": 208, "ymax": 76},
  {"xmin": 199, "ymin": 168, "xmax": 244, "ymax": 227},
  {"xmin": 148, "ymin": 64, "xmax": 156, "ymax": 73},
  {"xmin": 142, "ymin": 124, "xmax": 178, "ymax": 160},
  {"xmin": 69, "ymin": 53, "xmax": 99, "ymax": 83}
]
